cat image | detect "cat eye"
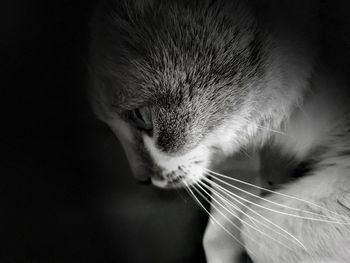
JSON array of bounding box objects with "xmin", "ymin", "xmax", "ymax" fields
[{"xmin": 129, "ymin": 107, "xmax": 153, "ymax": 131}]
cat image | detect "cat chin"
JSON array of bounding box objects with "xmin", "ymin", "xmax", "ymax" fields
[
  {"xmin": 151, "ymin": 176, "xmax": 204, "ymax": 189},
  {"xmin": 150, "ymin": 178, "xmax": 185, "ymax": 189},
  {"xmin": 151, "ymin": 177, "xmax": 169, "ymax": 188}
]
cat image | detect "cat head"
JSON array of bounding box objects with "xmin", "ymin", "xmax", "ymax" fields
[{"xmin": 89, "ymin": 0, "xmax": 314, "ymax": 188}]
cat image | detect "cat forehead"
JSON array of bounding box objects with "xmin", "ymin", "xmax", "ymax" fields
[
  {"xmin": 115, "ymin": 1, "xmax": 260, "ymax": 73},
  {"xmin": 112, "ymin": 61, "xmax": 243, "ymax": 111},
  {"xmin": 93, "ymin": 0, "xmax": 266, "ymax": 109},
  {"xmin": 110, "ymin": 35, "xmax": 264, "ymax": 110}
]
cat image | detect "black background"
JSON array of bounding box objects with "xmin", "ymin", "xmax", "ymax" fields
[
  {"xmin": 1, "ymin": 1, "xmax": 207, "ymax": 262},
  {"xmin": 2, "ymin": 0, "xmax": 350, "ymax": 263}
]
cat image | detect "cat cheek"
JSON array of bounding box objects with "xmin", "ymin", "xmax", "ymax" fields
[
  {"xmin": 108, "ymin": 120, "xmax": 151, "ymax": 182},
  {"xmin": 115, "ymin": 138, "xmax": 148, "ymax": 182}
]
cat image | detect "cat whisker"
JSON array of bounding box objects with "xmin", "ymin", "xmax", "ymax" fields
[
  {"xmin": 198, "ymin": 180, "xmax": 261, "ymax": 232},
  {"xmin": 173, "ymin": 175, "xmax": 190, "ymax": 203},
  {"xmin": 256, "ymin": 125, "xmax": 291, "ymax": 138},
  {"xmin": 296, "ymin": 103, "xmax": 312, "ymax": 122},
  {"xmin": 199, "ymin": 178, "xmax": 258, "ymax": 231},
  {"xmin": 239, "ymin": 147, "xmax": 253, "ymax": 159},
  {"xmin": 202, "ymin": 176, "xmax": 307, "ymax": 250},
  {"xmin": 203, "ymin": 167, "xmax": 350, "ymax": 223},
  {"xmin": 197, "ymin": 180, "xmax": 298, "ymax": 251},
  {"xmin": 186, "ymin": 182, "xmax": 258, "ymax": 257},
  {"xmin": 205, "ymin": 172, "xmax": 350, "ymax": 224},
  {"xmin": 202, "ymin": 180, "xmax": 260, "ymax": 230},
  {"xmin": 183, "ymin": 182, "xmax": 257, "ymax": 257}
]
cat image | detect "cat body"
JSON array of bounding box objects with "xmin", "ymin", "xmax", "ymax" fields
[
  {"xmin": 203, "ymin": 71, "xmax": 350, "ymax": 263},
  {"xmin": 89, "ymin": 0, "xmax": 350, "ymax": 262}
]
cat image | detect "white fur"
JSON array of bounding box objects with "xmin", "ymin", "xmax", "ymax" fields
[{"xmin": 143, "ymin": 135, "xmax": 210, "ymax": 185}]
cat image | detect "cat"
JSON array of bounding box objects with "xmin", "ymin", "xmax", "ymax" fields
[{"xmin": 88, "ymin": 0, "xmax": 350, "ymax": 262}]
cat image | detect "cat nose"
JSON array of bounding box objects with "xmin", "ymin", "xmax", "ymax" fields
[{"xmin": 156, "ymin": 129, "xmax": 195, "ymax": 155}]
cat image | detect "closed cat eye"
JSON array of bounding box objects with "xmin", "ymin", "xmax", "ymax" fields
[{"xmin": 129, "ymin": 107, "xmax": 153, "ymax": 131}]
